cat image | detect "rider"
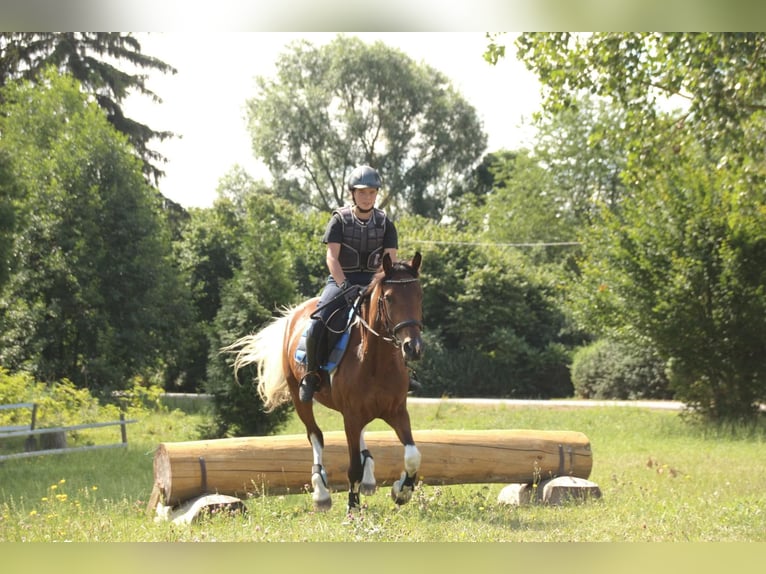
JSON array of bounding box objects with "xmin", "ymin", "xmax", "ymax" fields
[{"xmin": 298, "ymin": 165, "xmax": 399, "ymax": 403}]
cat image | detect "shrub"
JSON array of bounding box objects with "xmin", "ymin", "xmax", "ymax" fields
[{"xmin": 570, "ymin": 338, "xmax": 674, "ymax": 400}]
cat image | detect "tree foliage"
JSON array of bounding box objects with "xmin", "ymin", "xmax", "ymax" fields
[
  {"xmin": 0, "ymin": 150, "xmax": 20, "ymax": 292},
  {"xmin": 570, "ymin": 337, "xmax": 673, "ymax": 400},
  {"xmin": 0, "ymin": 71, "xmax": 190, "ymax": 392},
  {"xmin": 533, "ymin": 95, "xmax": 628, "ymax": 224},
  {"xmin": 246, "ymin": 35, "xmax": 487, "ymax": 219},
  {"xmin": 513, "ymin": 32, "xmax": 766, "ymax": 421},
  {"xmin": 0, "ymin": 32, "xmax": 177, "ymax": 183},
  {"xmin": 396, "ymin": 217, "xmax": 576, "ymax": 399},
  {"xmin": 201, "ymin": 177, "xmax": 311, "ymax": 437}
]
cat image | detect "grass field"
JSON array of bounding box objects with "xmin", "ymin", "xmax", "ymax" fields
[{"xmin": 1, "ymin": 399, "xmax": 765, "ymax": 542}]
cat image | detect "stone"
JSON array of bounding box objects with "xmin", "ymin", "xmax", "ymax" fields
[
  {"xmin": 541, "ymin": 476, "xmax": 602, "ymax": 505},
  {"xmin": 155, "ymin": 494, "xmax": 246, "ymax": 524},
  {"xmin": 497, "ymin": 477, "xmax": 602, "ymax": 506},
  {"xmin": 497, "ymin": 483, "xmax": 535, "ymax": 505}
]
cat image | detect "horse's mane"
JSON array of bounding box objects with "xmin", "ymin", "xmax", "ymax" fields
[{"xmin": 359, "ymin": 260, "xmax": 420, "ymax": 357}]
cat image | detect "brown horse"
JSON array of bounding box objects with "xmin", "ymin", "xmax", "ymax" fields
[{"xmin": 227, "ymin": 252, "xmax": 424, "ymax": 512}]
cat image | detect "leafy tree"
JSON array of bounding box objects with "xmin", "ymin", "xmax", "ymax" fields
[
  {"xmin": 475, "ymin": 149, "xmax": 575, "ymax": 246},
  {"xmin": 204, "ymin": 184, "xmax": 306, "ymax": 437},
  {"xmin": 533, "ymin": 95, "xmax": 628, "ymax": 225},
  {"xmin": 395, "ymin": 217, "xmax": 575, "ymax": 399},
  {"xmin": 506, "ymin": 33, "xmax": 766, "ymax": 420},
  {"xmin": 246, "ymin": 34, "xmax": 487, "ymax": 219},
  {"xmin": 574, "ymin": 134, "xmax": 766, "ymax": 420},
  {"xmin": 169, "ymin": 200, "xmax": 242, "ymax": 392},
  {"xmin": 0, "ymin": 70, "xmax": 190, "ymax": 392},
  {"xmin": 0, "ymin": 32, "xmax": 176, "ymax": 183},
  {"xmin": 0, "ymin": 150, "xmax": 20, "ymax": 291}
]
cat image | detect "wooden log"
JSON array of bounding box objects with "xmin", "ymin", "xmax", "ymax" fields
[{"xmin": 152, "ymin": 429, "xmax": 592, "ymax": 507}]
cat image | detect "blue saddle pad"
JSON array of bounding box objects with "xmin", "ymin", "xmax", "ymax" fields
[{"xmin": 294, "ymin": 309, "xmax": 353, "ymax": 374}]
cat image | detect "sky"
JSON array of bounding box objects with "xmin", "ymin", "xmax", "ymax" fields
[{"xmin": 124, "ymin": 32, "xmax": 543, "ymax": 209}]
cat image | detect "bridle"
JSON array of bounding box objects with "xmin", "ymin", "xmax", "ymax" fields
[{"xmin": 356, "ymin": 276, "xmax": 423, "ymax": 348}]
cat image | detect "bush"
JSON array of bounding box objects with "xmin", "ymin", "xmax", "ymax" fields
[
  {"xmin": 417, "ymin": 337, "xmax": 573, "ymax": 399},
  {"xmin": 0, "ymin": 367, "xmax": 170, "ymax": 428},
  {"xmin": 570, "ymin": 338, "xmax": 674, "ymax": 400}
]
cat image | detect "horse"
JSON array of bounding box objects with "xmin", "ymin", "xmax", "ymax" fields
[{"xmin": 226, "ymin": 252, "xmax": 424, "ymax": 513}]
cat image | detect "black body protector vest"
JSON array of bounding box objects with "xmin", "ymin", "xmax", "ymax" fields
[{"xmin": 333, "ymin": 206, "xmax": 387, "ymax": 273}]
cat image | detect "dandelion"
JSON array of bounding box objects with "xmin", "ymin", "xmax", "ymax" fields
[
  {"xmin": 56, "ymin": 494, "xmax": 68, "ymax": 502},
  {"xmin": 29, "ymin": 510, "xmax": 38, "ymax": 517},
  {"xmin": 50, "ymin": 484, "xmax": 57, "ymax": 491},
  {"xmin": 91, "ymin": 486, "xmax": 98, "ymax": 491},
  {"xmin": 58, "ymin": 479, "xmax": 66, "ymax": 485},
  {"xmin": 41, "ymin": 497, "xmax": 48, "ymax": 502}
]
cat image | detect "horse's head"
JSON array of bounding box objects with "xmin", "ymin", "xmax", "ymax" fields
[{"xmin": 372, "ymin": 251, "xmax": 424, "ymax": 362}]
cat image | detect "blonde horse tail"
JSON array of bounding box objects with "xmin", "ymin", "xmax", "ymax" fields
[{"xmin": 224, "ymin": 313, "xmax": 292, "ymax": 412}]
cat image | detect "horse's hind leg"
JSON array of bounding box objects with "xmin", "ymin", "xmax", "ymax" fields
[{"xmin": 294, "ymin": 401, "xmax": 332, "ymax": 511}]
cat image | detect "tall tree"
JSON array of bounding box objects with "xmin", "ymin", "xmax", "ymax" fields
[
  {"xmin": 246, "ymin": 35, "xmax": 487, "ymax": 219},
  {"xmin": 204, "ymin": 183, "xmax": 302, "ymax": 437},
  {"xmin": 533, "ymin": 95, "xmax": 628, "ymax": 225},
  {"xmin": 0, "ymin": 32, "xmax": 176, "ymax": 183},
  {"xmin": 508, "ymin": 32, "xmax": 766, "ymax": 421},
  {"xmin": 0, "ymin": 150, "xmax": 20, "ymax": 292},
  {"xmin": 0, "ymin": 70, "xmax": 190, "ymax": 391}
]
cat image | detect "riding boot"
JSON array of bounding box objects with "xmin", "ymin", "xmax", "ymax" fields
[
  {"xmin": 299, "ymin": 371, "xmax": 321, "ymax": 403},
  {"xmin": 299, "ymin": 320, "xmax": 323, "ymax": 403}
]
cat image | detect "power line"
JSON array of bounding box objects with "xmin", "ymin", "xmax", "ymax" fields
[{"xmin": 407, "ymin": 239, "xmax": 581, "ymax": 248}]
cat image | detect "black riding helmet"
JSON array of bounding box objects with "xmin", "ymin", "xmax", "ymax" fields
[{"xmin": 347, "ymin": 165, "xmax": 381, "ymax": 191}]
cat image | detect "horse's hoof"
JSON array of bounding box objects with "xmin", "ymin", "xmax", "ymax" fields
[
  {"xmin": 360, "ymin": 481, "xmax": 377, "ymax": 496},
  {"xmin": 391, "ymin": 479, "xmax": 414, "ymax": 506},
  {"xmin": 313, "ymin": 495, "xmax": 332, "ymax": 512},
  {"xmin": 311, "ymin": 466, "xmax": 331, "ymax": 511},
  {"xmin": 391, "ymin": 485, "xmax": 413, "ymax": 505}
]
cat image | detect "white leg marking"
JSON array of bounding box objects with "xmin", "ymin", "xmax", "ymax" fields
[
  {"xmin": 404, "ymin": 444, "xmax": 422, "ymax": 476},
  {"xmin": 309, "ymin": 433, "xmax": 331, "ymax": 510},
  {"xmin": 359, "ymin": 427, "xmax": 377, "ymax": 495},
  {"xmin": 310, "ymin": 433, "xmax": 323, "ymax": 466},
  {"xmin": 391, "ymin": 444, "xmax": 421, "ymax": 505}
]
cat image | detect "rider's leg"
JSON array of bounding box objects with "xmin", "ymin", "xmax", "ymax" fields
[
  {"xmin": 299, "ymin": 279, "xmax": 345, "ymax": 403},
  {"xmin": 299, "ymin": 318, "xmax": 324, "ymax": 403}
]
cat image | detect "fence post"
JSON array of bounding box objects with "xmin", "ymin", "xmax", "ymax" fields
[
  {"xmin": 120, "ymin": 412, "xmax": 128, "ymax": 444},
  {"xmin": 30, "ymin": 403, "xmax": 38, "ymax": 430}
]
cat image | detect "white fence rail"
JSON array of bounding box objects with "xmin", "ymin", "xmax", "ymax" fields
[{"xmin": 0, "ymin": 403, "xmax": 136, "ymax": 462}]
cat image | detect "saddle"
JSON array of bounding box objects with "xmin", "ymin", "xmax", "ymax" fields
[{"xmin": 294, "ymin": 307, "xmax": 354, "ymax": 374}]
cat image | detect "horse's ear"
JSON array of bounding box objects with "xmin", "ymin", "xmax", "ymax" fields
[
  {"xmin": 411, "ymin": 252, "xmax": 422, "ymax": 273},
  {"xmin": 383, "ymin": 252, "xmax": 394, "ymax": 274}
]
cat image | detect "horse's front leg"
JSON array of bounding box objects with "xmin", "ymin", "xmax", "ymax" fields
[
  {"xmin": 387, "ymin": 410, "xmax": 421, "ymax": 506},
  {"xmin": 391, "ymin": 443, "xmax": 421, "ymax": 505},
  {"xmin": 359, "ymin": 426, "xmax": 377, "ymax": 496},
  {"xmin": 345, "ymin": 421, "xmax": 367, "ymax": 513}
]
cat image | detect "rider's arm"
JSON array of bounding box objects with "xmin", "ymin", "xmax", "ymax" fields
[{"xmin": 326, "ymin": 242, "xmax": 347, "ymax": 286}]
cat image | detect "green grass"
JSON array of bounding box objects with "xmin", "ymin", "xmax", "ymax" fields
[{"xmin": 1, "ymin": 401, "xmax": 765, "ymax": 541}]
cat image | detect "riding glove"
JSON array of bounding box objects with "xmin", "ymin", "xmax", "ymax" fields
[{"xmin": 340, "ymin": 281, "xmax": 362, "ymax": 306}]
